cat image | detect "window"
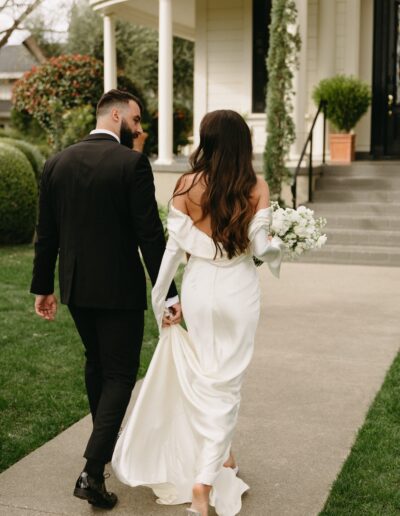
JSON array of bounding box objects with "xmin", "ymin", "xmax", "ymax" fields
[{"xmin": 252, "ymin": 0, "xmax": 272, "ymax": 113}]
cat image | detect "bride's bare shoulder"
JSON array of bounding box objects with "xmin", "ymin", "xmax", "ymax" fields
[
  {"xmin": 251, "ymin": 176, "xmax": 270, "ymax": 209},
  {"xmin": 173, "ymin": 173, "xmax": 202, "ymax": 213},
  {"xmin": 175, "ymin": 173, "xmax": 196, "ymax": 194}
]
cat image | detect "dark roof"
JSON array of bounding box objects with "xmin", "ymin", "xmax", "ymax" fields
[
  {"xmin": 0, "ymin": 44, "xmax": 39, "ymax": 74},
  {"xmin": 0, "ymin": 99, "xmax": 12, "ymax": 113}
]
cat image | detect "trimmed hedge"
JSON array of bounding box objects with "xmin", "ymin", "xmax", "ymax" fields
[
  {"xmin": 313, "ymin": 75, "xmax": 371, "ymax": 133},
  {"xmin": 0, "ymin": 143, "xmax": 38, "ymax": 244},
  {"xmin": 0, "ymin": 138, "xmax": 45, "ymax": 182}
]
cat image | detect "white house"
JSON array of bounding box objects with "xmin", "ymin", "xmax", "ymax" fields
[
  {"xmin": 0, "ymin": 36, "xmax": 46, "ymax": 128},
  {"xmin": 89, "ymin": 0, "xmax": 398, "ymax": 168}
]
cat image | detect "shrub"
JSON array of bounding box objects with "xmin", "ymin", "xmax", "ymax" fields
[
  {"xmin": 13, "ymin": 55, "xmax": 151, "ymax": 152},
  {"xmin": 10, "ymin": 108, "xmax": 46, "ymax": 142},
  {"xmin": 61, "ymin": 105, "xmax": 96, "ymax": 149},
  {"xmin": 313, "ymin": 75, "xmax": 371, "ymax": 133},
  {"xmin": 13, "ymin": 55, "xmax": 104, "ymax": 151},
  {"xmin": 264, "ymin": 0, "xmax": 301, "ymax": 201},
  {"xmin": 0, "ymin": 138, "xmax": 45, "ymax": 182},
  {"xmin": 0, "ymin": 143, "xmax": 38, "ymax": 244}
]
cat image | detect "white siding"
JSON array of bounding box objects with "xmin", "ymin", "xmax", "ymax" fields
[
  {"xmin": 206, "ymin": 0, "xmax": 248, "ymax": 113},
  {"xmin": 306, "ymin": 0, "xmax": 318, "ymax": 116}
]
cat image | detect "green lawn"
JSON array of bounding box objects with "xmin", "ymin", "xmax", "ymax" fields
[
  {"xmin": 320, "ymin": 351, "xmax": 400, "ymax": 515},
  {"xmin": 0, "ymin": 245, "xmax": 181, "ymax": 473}
]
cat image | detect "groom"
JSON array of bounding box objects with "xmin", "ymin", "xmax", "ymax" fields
[{"xmin": 30, "ymin": 89, "xmax": 181, "ymax": 509}]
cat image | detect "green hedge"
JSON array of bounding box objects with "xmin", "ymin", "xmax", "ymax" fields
[
  {"xmin": 313, "ymin": 75, "xmax": 371, "ymax": 133},
  {"xmin": 0, "ymin": 138, "xmax": 45, "ymax": 182},
  {"xmin": 0, "ymin": 143, "xmax": 38, "ymax": 244}
]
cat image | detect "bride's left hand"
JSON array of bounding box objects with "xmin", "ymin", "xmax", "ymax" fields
[{"xmin": 162, "ymin": 303, "xmax": 182, "ymax": 327}]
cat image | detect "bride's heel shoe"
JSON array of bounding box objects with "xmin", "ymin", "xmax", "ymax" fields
[{"xmin": 186, "ymin": 510, "xmax": 201, "ymax": 516}]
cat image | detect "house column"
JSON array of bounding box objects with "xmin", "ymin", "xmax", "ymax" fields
[
  {"xmin": 155, "ymin": 0, "xmax": 174, "ymax": 165},
  {"xmin": 314, "ymin": 0, "xmax": 337, "ymax": 159},
  {"xmin": 318, "ymin": 0, "xmax": 336, "ymax": 78},
  {"xmin": 344, "ymin": 0, "xmax": 360, "ymax": 76},
  {"xmin": 194, "ymin": 0, "xmax": 207, "ymax": 146},
  {"xmin": 292, "ymin": 0, "xmax": 308, "ymax": 158},
  {"xmin": 103, "ymin": 13, "xmax": 117, "ymax": 91}
]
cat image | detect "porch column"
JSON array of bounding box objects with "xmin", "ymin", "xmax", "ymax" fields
[
  {"xmin": 314, "ymin": 0, "xmax": 337, "ymax": 159},
  {"xmin": 292, "ymin": 0, "xmax": 308, "ymax": 158},
  {"xmin": 155, "ymin": 0, "xmax": 174, "ymax": 165},
  {"xmin": 318, "ymin": 0, "xmax": 336, "ymax": 78},
  {"xmin": 103, "ymin": 14, "xmax": 117, "ymax": 91},
  {"xmin": 344, "ymin": 0, "xmax": 360, "ymax": 76}
]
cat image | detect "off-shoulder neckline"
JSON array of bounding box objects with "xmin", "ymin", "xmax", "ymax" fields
[
  {"xmin": 169, "ymin": 203, "xmax": 271, "ymax": 224},
  {"xmin": 169, "ymin": 204, "xmax": 272, "ymax": 243}
]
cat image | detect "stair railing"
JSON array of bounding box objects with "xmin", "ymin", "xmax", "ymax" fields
[{"xmin": 291, "ymin": 101, "xmax": 327, "ymax": 209}]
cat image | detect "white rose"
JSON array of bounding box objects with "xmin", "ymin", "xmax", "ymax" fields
[
  {"xmin": 316, "ymin": 234, "xmax": 327, "ymax": 248},
  {"xmin": 293, "ymin": 224, "xmax": 309, "ymax": 238}
]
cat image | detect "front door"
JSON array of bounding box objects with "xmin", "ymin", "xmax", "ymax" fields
[{"xmin": 371, "ymin": 0, "xmax": 400, "ymax": 157}]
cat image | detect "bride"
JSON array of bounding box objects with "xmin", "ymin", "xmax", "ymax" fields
[{"xmin": 112, "ymin": 109, "xmax": 284, "ymax": 515}]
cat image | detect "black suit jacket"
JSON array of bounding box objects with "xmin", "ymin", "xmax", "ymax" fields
[{"xmin": 30, "ymin": 133, "xmax": 177, "ymax": 309}]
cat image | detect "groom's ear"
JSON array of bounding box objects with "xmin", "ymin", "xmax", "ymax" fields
[{"xmin": 111, "ymin": 108, "xmax": 120, "ymax": 123}]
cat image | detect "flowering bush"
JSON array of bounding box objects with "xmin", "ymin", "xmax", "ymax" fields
[
  {"xmin": 270, "ymin": 201, "xmax": 327, "ymax": 258},
  {"xmin": 13, "ymin": 55, "xmax": 103, "ymax": 151}
]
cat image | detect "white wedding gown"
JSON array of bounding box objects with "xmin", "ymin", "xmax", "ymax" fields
[{"xmin": 112, "ymin": 205, "xmax": 284, "ymax": 516}]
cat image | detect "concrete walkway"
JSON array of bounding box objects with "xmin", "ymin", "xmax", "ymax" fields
[{"xmin": 1, "ymin": 263, "xmax": 399, "ymax": 516}]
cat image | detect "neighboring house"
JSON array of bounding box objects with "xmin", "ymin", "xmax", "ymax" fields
[
  {"xmin": 0, "ymin": 36, "xmax": 46, "ymax": 128},
  {"xmin": 90, "ymin": 0, "xmax": 397, "ymax": 163}
]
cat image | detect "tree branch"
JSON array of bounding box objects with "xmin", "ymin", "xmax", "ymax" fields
[{"xmin": 0, "ymin": 0, "xmax": 42, "ymax": 49}]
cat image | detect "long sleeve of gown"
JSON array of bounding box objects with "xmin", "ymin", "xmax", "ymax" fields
[
  {"xmin": 250, "ymin": 208, "xmax": 285, "ymax": 278},
  {"xmin": 152, "ymin": 235, "xmax": 185, "ymax": 330}
]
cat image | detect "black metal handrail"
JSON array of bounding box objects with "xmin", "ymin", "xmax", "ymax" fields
[{"xmin": 291, "ymin": 101, "xmax": 327, "ymax": 208}]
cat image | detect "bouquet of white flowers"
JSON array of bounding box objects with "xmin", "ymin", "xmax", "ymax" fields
[{"xmin": 269, "ymin": 201, "xmax": 327, "ymax": 259}]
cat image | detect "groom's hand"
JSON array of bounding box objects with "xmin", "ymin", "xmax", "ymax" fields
[
  {"xmin": 162, "ymin": 303, "xmax": 182, "ymax": 327},
  {"xmin": 34, "ymin": 294, "xmax": 58, "ymax": 321}
]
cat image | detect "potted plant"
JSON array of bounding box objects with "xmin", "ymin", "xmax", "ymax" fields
[{"xmin": 312, "ymin": 75, "xmax": 371, "ymax": 163}]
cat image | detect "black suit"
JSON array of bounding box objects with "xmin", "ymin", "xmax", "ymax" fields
[{"xmin": 30, "ymin": 133, "xmax": 177, "ymax": 463}]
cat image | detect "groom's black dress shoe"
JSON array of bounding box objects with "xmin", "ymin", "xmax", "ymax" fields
[{"xmin": 73, "ymin": 471, "xmax": 118, "ymax": 509}]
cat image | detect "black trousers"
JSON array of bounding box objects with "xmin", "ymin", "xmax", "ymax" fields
[{"xmin": 68, "ymin": 305, "xmax": 144, "ymax": 464}]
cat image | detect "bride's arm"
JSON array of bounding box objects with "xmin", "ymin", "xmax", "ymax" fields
[
  {"xmin": 252, "ymin": 227, "xmax": 285, "ymax": 278},
  {"xmin": 251, "ymin": 179, "xmax": 285, "ymax": 277},
  {"xmin": 152, "ymin": 235, "xmax": 185, "ymax": 330}
]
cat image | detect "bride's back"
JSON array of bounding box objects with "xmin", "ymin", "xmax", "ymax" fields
[
  {"xmin": 174, "ymin": 172, "xmax": 268, "ymax": 239},
  {"xmin": 172, "ymin": 110, "xmax": 269, "ymax": 259}
]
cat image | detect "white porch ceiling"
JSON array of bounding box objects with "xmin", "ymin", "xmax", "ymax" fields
[{"xmin": 89, "ymin": 0, "xmax": 195, "ymax": 40}]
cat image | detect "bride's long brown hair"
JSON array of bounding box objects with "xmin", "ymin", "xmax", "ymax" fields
[{"xmin": 174, "ymin": 110, "xmax": 257, "ymax": 259}]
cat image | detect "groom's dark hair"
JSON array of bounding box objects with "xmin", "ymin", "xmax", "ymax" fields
[{"xmin": 96, "ymin": 89, "xmax": 143, "ymax": 117}]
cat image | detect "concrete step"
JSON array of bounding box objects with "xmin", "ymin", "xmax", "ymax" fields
[
  {"xmin": 308, "ymin": 202, "xmax": 400, "ymax": 216},
  {"xmin": 313, "ymin": 189, "xmax": 400, "ymax": 202},
  {"xmin": 326, "ymin": 228, "xmax": 399, "ymax": 247},
  {"xmin": 294, "ymin": 243, "xmax": 400, "ymax": 266},
  {"xmin": 323, "ymin": 215, "xmax": 400, "ymax": 231},
  {"xmin": 316, "ymin": 177, "xmax": 400, "ymax": 190},
  {"xmin": 324, "ymin": 162, "xmax": 400, "ymax": 177}
]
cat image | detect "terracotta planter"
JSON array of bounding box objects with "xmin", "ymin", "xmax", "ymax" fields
[{"xmin": 329, "ymin": 133, "xmax": 355, "ymax": 163}]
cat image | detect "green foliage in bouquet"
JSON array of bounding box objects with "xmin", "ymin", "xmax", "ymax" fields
[
  {"xmin": 0, "ymin": 138, "xmax": 45, "ymax": 183},
  {"xmin": 312, "ymin": 75, "xmax": 371, "ymax": 133},
  {"xmin": 0, "ymin": 144, "xmax": 38, "ymax": 244},
  {"xmin": 264, "ymin": 0, "xmax": 301, "ymax": 201}
]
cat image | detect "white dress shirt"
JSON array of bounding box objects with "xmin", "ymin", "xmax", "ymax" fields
[{"xmin": 90, "ymin": 129, "xmax": 120, "ymax": 143}]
